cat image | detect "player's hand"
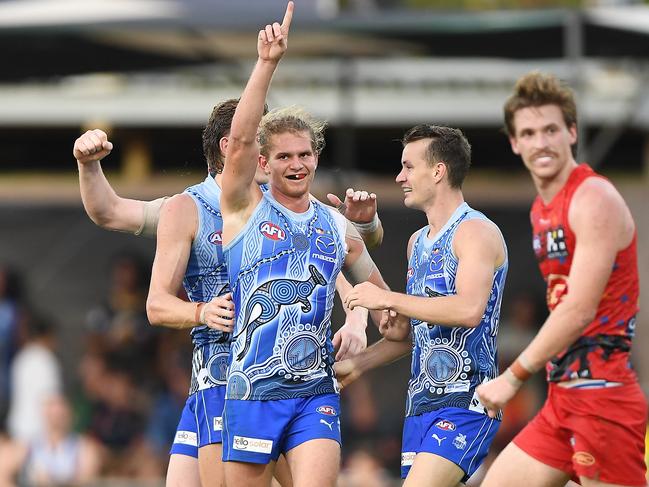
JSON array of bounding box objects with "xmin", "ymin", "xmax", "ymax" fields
[
  {"xmin": 333, "ymin": 358, "xmax": 362, "ymax": 390},
  {"xmin": 476, "ymin": 373, "xmax": 520, "ymax": 419},
  {"xmin": 327, "ymin": 188, "xmax": 377, "ymax": 224},
  {"xmin": 379, "ymin": 309, "xmax": 410, "ymax": 341},
  {"xmin": 202, "ymin": 293, "xmax": 235, "ymax": 332},
  {"xmin": 344, "ymin": 282, "xmax": 391, "ymax": 311},
  {"xmin": 257, "ymin": 1, "xmax": 293, "ymax": 63},
  {"xmin": 73, "ymin": 129, "xmax": 113, "ymax": 164},
  {"xmin": 332, "ymin": 309, "xmax": 368, "ymax": 360}
]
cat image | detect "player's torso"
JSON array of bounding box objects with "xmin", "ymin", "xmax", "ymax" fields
[
  {"xmin": 405, "ymin": 203, "xmax": 507, "ymax": 417},
  {"xmin": 530, "ymin": 164, "xmax": 639, "ymax": 383},
  {"xmin": 182, "ymin": 177, "xmax": 232, "ymax": 394},
  {"xmin": 224, "ymin": 194, "xmax": 346, "ymax": 401}
]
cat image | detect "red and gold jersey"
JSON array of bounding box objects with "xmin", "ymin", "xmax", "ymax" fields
[{"xmin": 530, "ymin": 164, "xmax": 639, "ymax": 384}]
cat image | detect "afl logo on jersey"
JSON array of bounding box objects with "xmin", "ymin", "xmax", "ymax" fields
[
  {"xmin": 260, "ymin": 222, "xmax": 286, "ymax": 241},
  {"xmin": 208, "ymin": 231, "xmax": 222, "ymax": 245}
]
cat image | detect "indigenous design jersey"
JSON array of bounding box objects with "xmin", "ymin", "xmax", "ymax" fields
[
  {"xmin": 530, "ymin": 164, "xmax": 639, "ymax": 384},
  {"xmin": 224, "ymin": 192, "xmax": 346, "ymax": 401},
  {"xmin": 183, "ymin": 176, "xmax": 232, "ymax": 395},
  {"xmin": 405, "ymin": 203, "xmax": 508, "ymax": 418}
]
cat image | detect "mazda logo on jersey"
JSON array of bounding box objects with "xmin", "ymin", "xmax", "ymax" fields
[
  {"xmin": 208, "ymin": 231, "xmax": 222, "ymax": 245},
  {"xmin": 259, "ymin": 222, "xmax": 286, "ymax": 241},
  {"xmin": 429, "ymin": 252, "xmax": 444, "ymax": 273},
  {"xmin": 315, "ymin": 235, "xmax": 336, "ymax": 255}
]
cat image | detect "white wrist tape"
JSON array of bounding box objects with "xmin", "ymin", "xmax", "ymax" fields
[{"xmin": 352, "ymin": 214, "xmax": 379, "ymax": 234}]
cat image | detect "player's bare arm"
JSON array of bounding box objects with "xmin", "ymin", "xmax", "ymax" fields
[
  {"xmin": 332, "ymin": 273, "xmax": 368, "ymax": 360},
  {"xmin": 333, "ymin": 336, "xmax": 412, "ymax": 390},
  {"xmin": 146, "ymin": 194, "xmax": 234, "ymax": 331},
  {"xmin": 477, "ymin": 178, "xmax": 632, "ymax": 417},
  {"xmin": 341, "ymin": 223, "xmax": 390, "ymax": 327},
  {"xmin": 74, "ymin": 129, "xmax": 159, "ymax": 234},
  {"xmin": 221, "ymin": 2, "xmax": 293, "ymax": 244},
  {"xmin": 345, "ymin": 219, "xmax": 504, "ymax": 328},
  {"xmin": 327, "ymin": 188, "xmax": 384, "ymax": 249}
]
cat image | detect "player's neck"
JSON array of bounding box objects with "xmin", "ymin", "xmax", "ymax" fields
[
  {"xmin": 424, "ymin": 190, "xmax": 465, "ymax": 234},
  {"xmin": 270, "ymin": 187, "xmax": 311, "ymax": 213},
  {"xmin": 533, "ymin": 158, "xmax": 578, "ymax": 204}
]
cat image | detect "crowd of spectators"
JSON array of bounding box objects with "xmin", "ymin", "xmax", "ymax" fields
[{"xmin": 0, "ymin": 256, "xmax": 547, "ymax": 486}]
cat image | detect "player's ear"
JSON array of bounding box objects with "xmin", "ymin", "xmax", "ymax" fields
[
  {"xmin": 259, "ymin": 154, "xmax": 270, "ymax": 174},
  {"xmin": 219, "ymin": 136, "xmax": 228, "ymax": 155}
]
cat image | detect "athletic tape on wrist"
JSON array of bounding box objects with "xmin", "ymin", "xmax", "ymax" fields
[
  {"xmin": 352, "ymin": 214, "xmax": 379, "ymax": 234},
  {"xmin": 195, "ymin": 302, "xmax": 206, "ymax": 325},
  {"xmin": 504, "ymin": 367, "xmax": 524, "ymax": 388},
  {"xmin": 510, "ymin": 356, "xmax": 533, "ymax": 382}
]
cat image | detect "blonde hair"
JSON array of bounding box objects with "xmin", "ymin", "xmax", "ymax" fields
[
  {"xmin": 504, "ymin": 71, "xmax": 577, "ymax": 136},
  {"xmin": 258, "ymin": 106, "xmax": 327, "ymax": 157}
]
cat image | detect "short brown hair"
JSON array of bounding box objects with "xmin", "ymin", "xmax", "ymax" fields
[
  {"xmin": 202, "ymin": 98, "xmax": 269, "ymax": 175},
  {"xmin": 402, "ymin": 124, "xmax": 471, "ymax": 189},
  {"xmin": 258, "ymin": 106, "xmax": 326, "ymax": 158},
  {"xmin": 504, "ymin": 71, "xmax": 577, "ymax": 137}
]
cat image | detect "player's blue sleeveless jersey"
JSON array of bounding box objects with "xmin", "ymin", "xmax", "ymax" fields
[
  {"xmin": 182, "ymin": 175, "xmax": 232, "ymax": 395},
  {"xmin": 223, "ymin": 192, "xmax": 347, "ymax": 401},
  {"xmin": 405, "ymin": 202, "xmax": 507, "ymax": 418}
]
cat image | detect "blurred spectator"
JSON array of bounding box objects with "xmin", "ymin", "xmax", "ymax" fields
[
  {"xmin": 340, "ymin": 375, "xmax": 402, "ymax": 475},
  {"xmin": 338, "ymin": 444, "xmax": 397, "ymax": 487},
  {"xmin": 82, "ymin": 352, "xmax": 161, "ymax": 479},
  {"xmin": 84, "ymin": 253, "xmax": 158, "ymax": 378},
  {"xmin": 0, "ymin": 265, "xmax": 26, "ymax": 426},
  {"xmin": 0, "ymin": 430, "xmax": 24, "ymax": 487},
  {"xmin": 7, "ymin": 313, "xmax": 62, "ymax": 443},
  {"xmin": 145, "ymin": 344, "xmax": 191, "ymax": 461},
  {"xmin": 22, "ymin": 394, "xmax": 102, "ymax": 486}
]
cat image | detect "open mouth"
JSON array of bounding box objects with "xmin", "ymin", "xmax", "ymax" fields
[{"xmin": 286, "ymin": 174, "xmax": 306, "ymax": 181}]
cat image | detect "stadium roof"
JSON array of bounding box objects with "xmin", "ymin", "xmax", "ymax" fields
[{"xmin": 3, "ymin": 1, "xmax": 649, "ymax": 81}]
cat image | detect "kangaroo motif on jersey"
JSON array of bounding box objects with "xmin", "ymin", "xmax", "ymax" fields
[{"xmin": 235, "ymin": 265, "xmax": 326, "ymax": 360}]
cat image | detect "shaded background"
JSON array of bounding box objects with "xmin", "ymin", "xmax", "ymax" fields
[{"xmin": 1, "ymin": 0, "xmax": 648, "ymax": 485}]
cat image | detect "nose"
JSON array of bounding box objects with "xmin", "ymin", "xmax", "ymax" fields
[
  {"xmin": 396, "ymin": 167, "xmax": 406, "ymax": 183},
  {"xmin": 533, "ymin": 131, "xmax": 549, "ymax": 150},
  {"xmin": 288, "ymin": 156, "xmax": 303, "ymax": 169}
]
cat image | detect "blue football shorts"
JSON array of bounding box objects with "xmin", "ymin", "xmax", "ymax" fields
[
  {"xmin": 169, "ymin": 386, "xmax": 226, "ymax": 457},
  {"xmin": 222, "ymin": 393, "xmax": 341, "ymax": 464},
  {"xmin": 401, "ymin": 406, "xmax": 500, "ymax": 482}
]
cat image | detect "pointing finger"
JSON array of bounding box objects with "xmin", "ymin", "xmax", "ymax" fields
[{"xmin": 281, "ymin": 1, "xmax": 294, "ymax": 33}]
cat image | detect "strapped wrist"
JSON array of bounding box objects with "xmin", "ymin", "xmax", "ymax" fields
[
  {"xmin": 509, "ymin": 354, "xmax": 534, "ymax": 382},
  {"xmin": 195, "ymin": 302, "xmax": 206, "ymax": 325},
  {"xmin": 504, "ymin": 367, "xmax": 524, "ymax": 388},
  {"xmin": 352, "ymin": 214, "xmax": 379, "ymax": 234}
]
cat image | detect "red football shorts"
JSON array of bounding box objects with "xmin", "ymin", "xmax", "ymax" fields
[{"xmin": 513, "ymin": 382, "xmax": 648, "ymax": 486}]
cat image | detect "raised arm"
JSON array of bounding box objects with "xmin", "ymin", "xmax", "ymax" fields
[
  {"xmin": 345, "ymin": 219, "xmax": 505, "ymax": 328},
  {"xmin": 146, "ymin": 194, "xmax": 234, "ymax": 331},
  {"xmin": 221, "ymin": 2, "xmax": 293, "ymax": 240},
  {"xmin": 74, "ymin": 129, "xmax": 163, "ymax": 236}
]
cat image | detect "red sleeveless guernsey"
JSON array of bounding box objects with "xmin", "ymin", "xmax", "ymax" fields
[{"xmin": 530, "ymin": 163, "xmax": 639, "ymax": 384}]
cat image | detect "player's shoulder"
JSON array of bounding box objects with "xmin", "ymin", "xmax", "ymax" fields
[
  {"xmin": 571, "ymin": 176, "xmax": 628, "ymax": 222},
  {"xmin": 454, "ymin": 217, "xmax": 504, "ymax": 257},
  {"xmin": 160, "ymin": 193, "xmax": 196, "ymax": 221}
]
